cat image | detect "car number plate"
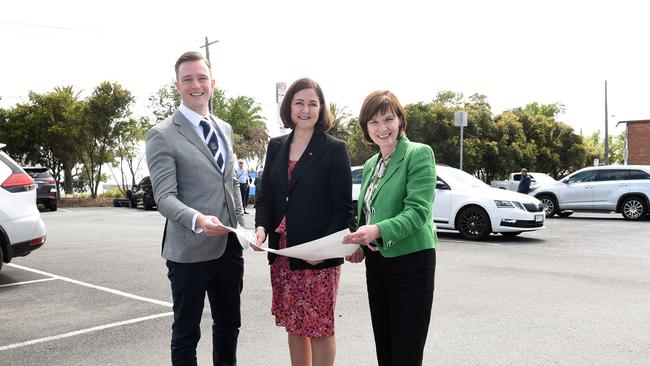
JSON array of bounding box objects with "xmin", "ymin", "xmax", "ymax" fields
[{"xmin": 535, "ymin": 214, "xmax": 544, "ymax": 222}]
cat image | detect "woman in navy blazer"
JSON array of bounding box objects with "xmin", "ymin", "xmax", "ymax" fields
[
  {"xmin": 344, "ymin": 90, "xmax": 437, "ymax": 366},
  {"xmin": 254, "ymin": 78, "xmax": 353, "ymax": 366}
]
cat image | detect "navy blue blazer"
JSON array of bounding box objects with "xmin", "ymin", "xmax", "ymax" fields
[{"xmin": 255, "ymin": 131, "xmax": 354, "ymax": 270}]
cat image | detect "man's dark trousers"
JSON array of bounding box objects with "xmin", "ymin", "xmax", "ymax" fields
[
  {"xmin": 239, "ymin": 183, "xmax": 249, "ymax": 208},
  {"xmin": 166, "ymin": 233, "xmax": 243, "ymax": 366}
]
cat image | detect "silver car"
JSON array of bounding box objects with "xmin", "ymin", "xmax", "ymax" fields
[{"xmin": 530, "ymin": 165, "xmax": 650, "ymax": 220}]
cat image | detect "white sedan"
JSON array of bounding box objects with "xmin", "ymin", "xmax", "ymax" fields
[{"xmin": 352, "ymin": 165, "xmax": 545, "ymax": 240}]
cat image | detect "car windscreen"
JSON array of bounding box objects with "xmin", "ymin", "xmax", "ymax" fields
[
  {"xmin": 438, "ymin": 167, "xmax": 488, "ymax": 188},
  {"xmin": 530, "ymin": 173, "xmax": 556, "ymax": 185},
  {"xmin": 26, "ymin": 170, "xmax": 52, "ymax": 179}
]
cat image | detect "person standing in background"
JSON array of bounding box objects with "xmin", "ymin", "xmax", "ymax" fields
[
  {"xmin": 253, "ymin": 164, "xmax": 263, "ymax": 204},
  {"xmin": 235, "ymin": 159, "xmax": 250, "ymax": 214},
  {"xmin": 517, "ymin": 168, "xmax": 532, "ymax": 194}
]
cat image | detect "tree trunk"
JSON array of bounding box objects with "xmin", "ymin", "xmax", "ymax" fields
[{"xmin": 63, "ymin": 161, "xmax": 74, "ymax": 194}]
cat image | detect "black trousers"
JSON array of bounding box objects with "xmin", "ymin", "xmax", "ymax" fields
[
  {"xmin": 364, "ymin": 248, "xmax": 436, "ymax": 366},
  {"xmin": 166, "ymin": 233, "xmax": 244, "ymax": 366},
  {"xmin": 238, "ymin": 183, "xmax": 249, "ymax": 208}
]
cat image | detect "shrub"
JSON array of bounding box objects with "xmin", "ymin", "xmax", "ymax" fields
[{"xmin": 101, "ymin": 188, "xmax": 126, "ymax": 198}]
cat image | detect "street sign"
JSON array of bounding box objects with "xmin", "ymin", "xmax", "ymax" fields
[{"xmin": 454, "ymin": 111, "xmax": 468, "ymax": 127}]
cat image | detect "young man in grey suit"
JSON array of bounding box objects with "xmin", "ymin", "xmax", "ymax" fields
[{"xmin": 146, "ymin": 51, "xmax": 246, "ymax": 366}]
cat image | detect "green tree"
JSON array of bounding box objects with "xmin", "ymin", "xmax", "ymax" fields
[
  {"xmin": 108, "ymin": 116, "xmax": 153, "ymax": 195},
  {"xmin": 582, "ymin": 130, "xmax": 625, "ymax": 166},
  {"xmin": 79, "ymin": 81, "xmax": 135, "ymax": 198},
  {"xmin": 346, "ymin": 118, "xmax": 377, "ymax": 166},
  {"xmin": 487, "ymin": 111, "xmax": 531, "ymax": 180},
  {"xmin": 0, "ymin": 86, "xmax": 84, "ymax": 194},
  {"xmin": 524, "ymin": 102, "xmax": 566, "ymax": 118},
  {"xmin": 499, "ymin": 104, "xmax": 588, "ymax": 179},
  {"xmin": 328, "ymin": 103, "xmax": 355, "ymax": 142},
  {"xmin": 404, "ymin": 92, "xmax": 495, "ymax": 179},
  {"xmin": 148, "ymin": 83, "xmax": 179, "ymax": 122},
  {"xmin": 220, "ymin": 95, "xmax": 268, "ymax": 163}
]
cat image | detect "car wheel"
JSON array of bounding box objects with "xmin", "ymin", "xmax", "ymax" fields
[
  {"xmin": 48, "ymin": 200, "xmax": 58, "ymax": 212},
  {"xmin": 501, "ymin": 231, "xmax": 522, "ymax": 237},
  {"xmin": 457, "ymin": 206, "xmax": 491, "ymax": 240},
  {"xmin": 538, "ymin": 195, "xmax": 559, "ymax": 217},
  {"xmin": 143, "ymin": 195, "xmax": 154, "ymax": 210},
  {"xmin": 0, "ymin": 245, "xmax": 4, "ymax": 272},
  {"xmin": 621, "ymin": 197, "xmax": 647, "ymax": 221}
]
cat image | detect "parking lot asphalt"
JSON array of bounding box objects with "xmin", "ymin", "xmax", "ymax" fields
[{"xmin": 1, "ymin": 208, "xmax": 649, "ymax": 365}]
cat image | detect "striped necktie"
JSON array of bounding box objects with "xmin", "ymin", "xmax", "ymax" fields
[{"xmin": 199, "ymin": 119, "xmax": 225, "ymax": 171}]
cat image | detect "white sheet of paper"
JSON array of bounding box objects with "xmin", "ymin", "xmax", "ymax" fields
[
  {"xmin": 221, "ymin": 225, "xmax": 257, "ymax": 249},
  {"xmin": 225, "ymin": 226, "xmax": 360, "ymax": 261},
  {"xmin": 266, "ymin": 228, "xmax": 360, "ymax": 261}
]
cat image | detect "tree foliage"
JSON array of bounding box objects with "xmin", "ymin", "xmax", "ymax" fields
[
  {"xmin": 78, "ymin": 81, "xmax": 135, "ymax": 198},
  {"xmin": 0, "ymin": 86, "xmax": 84, "ymax": 194},
  {"xmin": 582, "ymin": 130, "xmax": 625, "ymax": 166},
  {"xmin": 328, "ymin": 103, "xmax": 355, "ymax": 142},
  {"xmin": 343, "ymin": 94, "xmax": 595, "ymax": 182},
  {"xmin": 3, "ymin": 80, "xmax": 629, "ymax": 197},
  {"xmin": 346, "ymin": 120, "xmax": 377, "ymax": 166},
  {"xmin": 108, "ymin": 116, "xmax": 153, "ymax": 195}
]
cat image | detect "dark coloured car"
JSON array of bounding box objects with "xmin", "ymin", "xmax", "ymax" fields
[
  {"xmin": 127, "ymin": 176, "xmax": 156, "ymax": 210},
  {"xmin": 23, "ymin": 167, "xmax": 58, "ymax": 211}
]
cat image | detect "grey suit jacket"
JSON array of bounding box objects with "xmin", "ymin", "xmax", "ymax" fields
[{"xmin": 146, "ymin": 110, "xmax": 245, "ymax": 263}]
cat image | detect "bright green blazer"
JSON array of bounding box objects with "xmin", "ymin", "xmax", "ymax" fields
[{"xmin": 357, "ymin": 136, "xmax": 437, "ymax": 257}]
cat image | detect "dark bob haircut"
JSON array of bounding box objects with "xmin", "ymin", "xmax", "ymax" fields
[{"xmin": 279, "ymin": 78, "xmax": 333, "ymax": 133}]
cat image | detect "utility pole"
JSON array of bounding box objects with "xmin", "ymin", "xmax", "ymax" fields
[
  {"xmin": 604, "ymin": 80, "xmax": 609, "ymax": 165},
  {"xmin": 200, "ymin": 36, "xmax": 219, "ymax": 112}
]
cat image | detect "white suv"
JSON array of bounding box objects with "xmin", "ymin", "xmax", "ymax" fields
[
  {"xmin": 0, "ymin": 144, "xmax": 47, "ymax": 271},
  {"xmin": 530, "ymin": 165, "xmax": 650, "ymax": 220}
]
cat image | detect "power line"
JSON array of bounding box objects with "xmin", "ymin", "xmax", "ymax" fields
[{"xmin": 0, "ymin": 19, "xmax": 99, "ymax": 33}]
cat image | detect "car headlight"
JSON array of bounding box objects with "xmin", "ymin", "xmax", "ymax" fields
[
  {"xmin": 494, "ymin": 200, "xmax": 514, "ymax": 208},
  {"xmin": 512, "ymin": 201, "xmax": 526, "ymax": 210}
]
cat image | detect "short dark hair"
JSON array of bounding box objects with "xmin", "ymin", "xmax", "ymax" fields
[
  {"xmin": 358, "ymin": 90, "xmax": 407, "ymax": 144},
  {"xmin": 279, "ymin": 78, "xmax": 333, "ymax": 133},
  {"xmin": 174, "ymin": 51, "xmax": 211, "ymax": 79}
]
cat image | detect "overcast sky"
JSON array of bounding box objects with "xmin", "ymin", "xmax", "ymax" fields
[{"xmin": 2, "ymin": 0, "xmax": 649, "ymax": 138}]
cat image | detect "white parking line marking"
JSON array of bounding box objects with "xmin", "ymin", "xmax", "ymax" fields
[
  {"xmin": 7, "ymin": 263, "xmax": 172, "ymax": 308},
  {"xmin": 0, "ymin": 312, "xmax": 173, "ymax": 352},
  {"xmin": 0, "ymin": 277, "xmax": 57, "ymax": 288}
]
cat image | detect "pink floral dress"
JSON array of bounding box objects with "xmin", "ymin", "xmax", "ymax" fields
[{"xmin": 270, "ymin": 160, "xmax": 341, "ymax": 337}]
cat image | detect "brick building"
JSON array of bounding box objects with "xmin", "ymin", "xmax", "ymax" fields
[{"xmin": 619, "ymin": 119, "xmax": 650, "ymax": 165}]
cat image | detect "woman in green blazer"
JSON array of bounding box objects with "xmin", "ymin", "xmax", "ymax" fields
[{"xmin": 343, "ymin": 90, "xmax": 437, "ymax": 366}]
